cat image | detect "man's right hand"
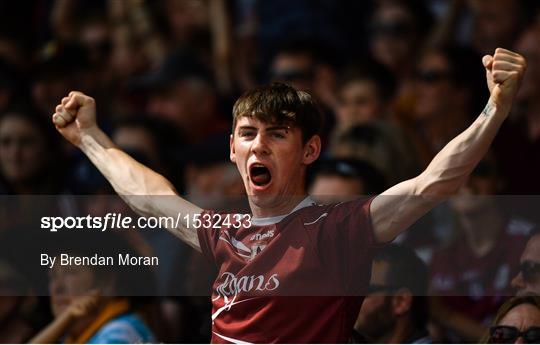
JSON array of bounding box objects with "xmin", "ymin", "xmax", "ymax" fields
[{"xmin": 52, "ymin": 91, "xmax": 98, "ymax": 147}]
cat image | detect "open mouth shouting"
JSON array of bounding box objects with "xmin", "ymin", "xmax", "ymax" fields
[{"xmin": 249, "ymin": 163, "xmax": 272, "ymax": 189}]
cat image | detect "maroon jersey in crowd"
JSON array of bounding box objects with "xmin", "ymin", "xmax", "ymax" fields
[
  {"xmin": 429, "ymin": 218, "xmax": 535, "ymax": 324},
  {"xmin": 197, "ymin": 197, "xmax": 376, "ymax": 343}
]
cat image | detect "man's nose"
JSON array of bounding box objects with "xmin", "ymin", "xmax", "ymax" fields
[{"xmin": 251, "ymin": 133, "xmax": 270, "ymax": 155}]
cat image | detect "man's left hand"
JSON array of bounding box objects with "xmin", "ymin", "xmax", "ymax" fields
[{"xmin": 483, "ymin": 48, "xmax": 526, "ymax": 112}]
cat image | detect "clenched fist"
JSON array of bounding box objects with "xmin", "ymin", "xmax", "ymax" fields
[
  {"xmin": 52, "ymin": 91, "xmax": 98, "ymax": 146},
  {"xmin": 483, "ymin": 48, "xmax": 526, "ymax": 112}
]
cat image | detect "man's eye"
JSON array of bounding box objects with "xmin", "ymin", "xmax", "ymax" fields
[
  {"xmin": 240, "ymin": 131, "xmax": 255, "ymax": 138},
  {"xmin": 271, "ymin": 132, "xmax": 286, "ymax": 139}
]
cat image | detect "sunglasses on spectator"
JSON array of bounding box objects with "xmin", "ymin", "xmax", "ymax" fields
[
  {"xmin": 416, "ymin": 69, "xmax": 452, "ymax": 83},
  {"xmin": 520, "ymin": 261, "xmax": 540, "ymax": 283},
  {"xmin": 489, "ymin": 326, "xmax": 540, "ymax": 344}
]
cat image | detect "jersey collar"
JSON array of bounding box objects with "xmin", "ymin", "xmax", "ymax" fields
[{"xmin": 251, "ymin": 196, "xmax": 316, "ymax": 226}]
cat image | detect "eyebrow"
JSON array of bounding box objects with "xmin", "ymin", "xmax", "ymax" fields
[
  {"xmin": 237, "ymin": 125, "xmax": 290, "ymax": 132},
  {"xmin": 266, "ymin": 126, "xmax": 290, "ymax": 131},
  {"xmin": 238, "ymin": 126, "xmax": 257, "ymax": 131}
]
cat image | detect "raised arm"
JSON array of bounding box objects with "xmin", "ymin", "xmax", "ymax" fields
[
  {"xmin": 52, "ymin": 92, "xmax": 202, "ymax": 250},
  {"xmin": 371, "ymin": 48, "xmax": 526, "ymax": 243}
]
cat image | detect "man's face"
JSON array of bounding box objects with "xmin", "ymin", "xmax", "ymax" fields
[
  {"xmin": 230, "ymin": 117, "xmax": 319, "ymax": 210},
  {"xmin": 146, "ymin": 83, "xmax": 192, "ymax": 130},
  {"xmin": 496, "ymin": 304, "xmax": 540, "ymax": 343},
  {"xmin": 370, "ymin": 5, "xmax": 417, "ymax": 71},
  {"xmin": 415, "ymin": 51, "xmax": 455, "ymax": 120},
  {"xmin": 48, "ymin": 264, "xmax": 96, "ymax": 317},
  {"xmin": 146, "ymin": 80, "xmax": 214, "ymax": 133},
  {"xmin": 469, "ymin": 0, "xmax": 519, "ymax": 55},
  {"xmin": 511, "ymin": 235, "xmax": 540, "ymax": 296},
  {"xmin": 0, "ymin": 116, "xmax": 46, "ymax": 184},
  {"xmin": 336, "ymin": 80, "xmax": 383, "ymax": 128},
  {"xmin": 356, "ymin": 260, "xmax": 397, "ymax": 341}
]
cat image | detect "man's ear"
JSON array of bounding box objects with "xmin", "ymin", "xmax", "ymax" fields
[
  {"xmin": 391, "ymin": 289, "xmax": 413, "ymax": 317},
  {"xmin": 230, "ymin": 134, "xmax": 236, "ymax": 163},
  {"xmin": 302, "ymin": 135, "xmax": 321, "ymax": 165}
]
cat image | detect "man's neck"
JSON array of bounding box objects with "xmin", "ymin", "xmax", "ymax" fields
[{"xmin": 249, "ymin": 194, "xmax": 310, "ymax": 219}]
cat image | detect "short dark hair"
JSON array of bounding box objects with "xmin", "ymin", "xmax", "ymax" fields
[
  {"xmin": 232, "ymin": 82, "xmax": 323, "ymax": 143},
  {"xmin": 375, "ymin": 244, "xmax": 429, "ymax": 329}
]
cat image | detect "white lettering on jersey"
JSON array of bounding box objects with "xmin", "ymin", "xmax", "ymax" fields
[
  {"xmin": 250, "ymin": 230, "xmax": 274, "ymax": 241},
  {"xmin": 215, "ymin": 272, "xmax": 280, "ymax": 298},
  {"xmin": 211, "ymin": 273, "xmax": 281, "ymax": 324}
]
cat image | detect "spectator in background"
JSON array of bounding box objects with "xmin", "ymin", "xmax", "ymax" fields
[
  {"xmin": 182, "ymin": 133, "xmax": 245, "ymax": 210},
  {"xmin": 353, "ymin": 244, "xmax": 431, "ymax": 344},
  {"xmin": 160, "ymin": 0, "xmax": 210, "ymax": 52},
  {"xmin": 0, "ymin": 106, "xmax": 64, "ymax": 194},
  {"xmin": 269, "ymin": 39, "xmax": 338, "ymax": 113},
  {"xmin": 308, "ymin": 158, "xmax": 386, "ymax": 204},
  {"xmin": 139, "ymin": 52, "xmax": 229, "ymax": 146},
  {"xmin": 333, "ymin": 59, "xmax": 396, "ymax": 131},
  {"xmin": 268, "ymin": 41, "xmax": 338, "ymax": 149},
  {"xmin": 329, "ymin": 59, "xmax": 421, "ymax": 185},
  {"xmin": 30, "ymin": 233, "xmax": 157, "ymax": 344},
  {"xmin": 511, "ymin": 234, "xmax": 540, "ymax": 296},
  {"xmin": 111, "ymin": 116, "xmax": 180, "ymax": 185},
  {"xmin": 403, "ymin": 44, "xmax": 486, "ymax": 166},
  {"xmin": 481, "ymin": 295, "xmax": 540, "ymax": 344},
  {"xmin": 429, "ymin": 156, "xmax": 536, "ymax": 342},
  {"xmin": 329, "ymin": 123, "xmax": 419, "ymax": 185},
  {"xmin": 492, "ymin": 19, "xmax": 540, "ymax": 194},
  {"xmin": 31, "ymin": 42, "xmax": 92, "ymax": 119},
  {"xmin": 467, "ymin": 0, "xmax": 529, "ymax": 57},
  {"xmin": 368, "ymin": 0, "xmax": 433, "ymax": 89},
  {"xmin": 0, "ymin": 260, "xmax": 39, "ymax": 343}
]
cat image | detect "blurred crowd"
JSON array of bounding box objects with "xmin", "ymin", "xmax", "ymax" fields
[{"xmin": 0, "ymin": 0, "xmax": 540, "ymax": 343}]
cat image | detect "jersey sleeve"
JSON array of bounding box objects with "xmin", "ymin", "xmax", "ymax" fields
[{"xmin": 317, "ymin": 197, "xmax": 378, "ymax": 294}]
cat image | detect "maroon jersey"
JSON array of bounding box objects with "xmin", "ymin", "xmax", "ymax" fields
[{"xmin": 197, "ymin": 197, "xmax": 376, "ymax": 343}]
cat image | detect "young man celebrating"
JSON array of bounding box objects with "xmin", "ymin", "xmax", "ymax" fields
[{"xmin": 52, "ymin": 48, "xmax": 526, "ymax": 343}]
